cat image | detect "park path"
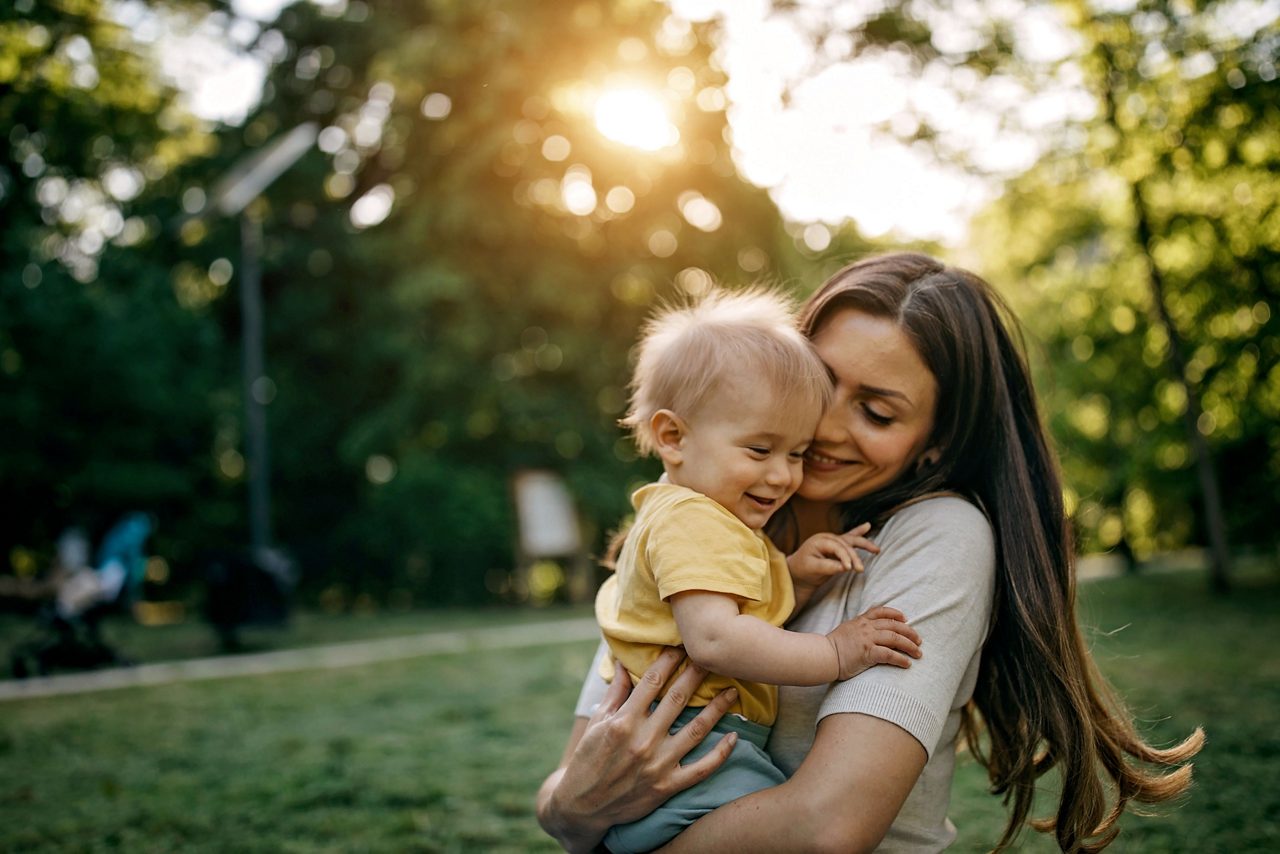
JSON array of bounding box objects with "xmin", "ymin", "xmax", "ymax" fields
[{"xmin": 0, "ymin": 616, "xmax": 602, "ymax": 703}]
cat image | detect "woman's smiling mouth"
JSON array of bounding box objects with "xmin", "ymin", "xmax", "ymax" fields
[{"xmin": 804, "ymin": 450, "xmax": 856, "ymax": 469}]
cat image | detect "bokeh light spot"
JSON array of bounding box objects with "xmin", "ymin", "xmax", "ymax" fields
[
  {"xmin": 421, "ymin": 92, "xmax": 452, "ymax": 119},
  {"xmin": 542, "ymin": 135, "xmax": 571, "ymax": 161}
]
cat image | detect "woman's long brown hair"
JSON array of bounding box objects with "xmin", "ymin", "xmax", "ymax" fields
[{"xmin": 781, "ymin": 252, "xmax": 1204, "ymax": 852}]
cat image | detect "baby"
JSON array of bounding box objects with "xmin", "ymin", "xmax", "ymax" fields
[{"xmin": 595, "ymin": 287, "xmax": 921, "ymax": 853}]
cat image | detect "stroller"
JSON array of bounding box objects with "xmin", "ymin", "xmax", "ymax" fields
[{"xmin": 9, "ymin": 514, "xmax": 152, "ymax": 678}]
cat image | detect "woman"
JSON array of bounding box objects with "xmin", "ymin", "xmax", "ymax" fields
[{"xmin": 537, "ymin": 253, "xmax": 1203, "ymax": 852}]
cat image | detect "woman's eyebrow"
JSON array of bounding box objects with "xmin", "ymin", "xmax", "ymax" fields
[{"xmin": 859, "ymin": 383, "xmax": 912, "ymax": 405}]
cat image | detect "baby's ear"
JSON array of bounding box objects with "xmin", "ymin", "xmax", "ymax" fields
[{"xmin": 650, "ymin": 410, "xmax": 686, "ymax": 466}]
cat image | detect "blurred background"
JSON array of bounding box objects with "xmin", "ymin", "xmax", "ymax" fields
[
  {"xmin": 1, "ymin": 0, "xmax": 1277, "ymax": 849},
  {"xmin": 3, "ymin": 0, "xmax": 1274, "ymax": 616}
]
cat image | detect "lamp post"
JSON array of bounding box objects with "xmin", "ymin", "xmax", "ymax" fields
[{"xmin": 199, "ymin": 122, "xmax": 318, "ymax": 553}]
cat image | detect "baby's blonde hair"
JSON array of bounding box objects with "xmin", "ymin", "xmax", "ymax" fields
[{"xmin": 621, "ymin": 287, "xmax": 833, "ymax": 455}]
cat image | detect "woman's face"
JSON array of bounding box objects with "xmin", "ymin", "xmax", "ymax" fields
[{"xmin": 799, "ymin": 308, "xmax": 939, "ymax": 505}]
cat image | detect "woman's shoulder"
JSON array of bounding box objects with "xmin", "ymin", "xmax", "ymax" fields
[
  {"xmin": 884, "ymin": 491, "xmax": 989, "ymax": 526},
  {"xmin": 876, "ymin": 493, "xmax": 995, "ymax": 572}
]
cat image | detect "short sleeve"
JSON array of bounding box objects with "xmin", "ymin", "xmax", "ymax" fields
[
  {"xmin": 647, "ymin": 498, "xmax": 771, "ymax": 602},
  {"xmin": 818, "ymin": 497, "xmax": 995, "ymax": 757}
]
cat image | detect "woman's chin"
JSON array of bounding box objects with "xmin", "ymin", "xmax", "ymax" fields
[
  {"xmin": 797, "ymin": 472, "xmax": 881, "ymax": 504},
  {"xmin": 796, "ymin": 481, "xmax": 853, "ymax": 503}
]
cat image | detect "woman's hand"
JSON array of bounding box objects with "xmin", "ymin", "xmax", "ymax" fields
[{"xmin": 536, "ymin": 647, "xmax": 739, "ymax": 853}]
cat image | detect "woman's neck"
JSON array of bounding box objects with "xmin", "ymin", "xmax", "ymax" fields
[{"xmin": 789, "ymin": 497, "xmax": 841, "ymax": 540}]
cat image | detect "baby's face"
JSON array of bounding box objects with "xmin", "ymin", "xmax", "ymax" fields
[{"xmin": 669, "ymin": 381, "xmax": 818, "ymax": 531}]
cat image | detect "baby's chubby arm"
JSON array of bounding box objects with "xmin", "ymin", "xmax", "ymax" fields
[{"xmin": 669, "ymin": 590, "xmax": 921, "ymax": 686}]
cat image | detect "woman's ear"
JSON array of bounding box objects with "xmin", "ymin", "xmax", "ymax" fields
[
  {"xmin": 650, "ymin": 410, "xmax": 686, "ymax": 467},
  {"xmin": 916, "ymin": 448, "xmax": 942, "ymax": 472}
]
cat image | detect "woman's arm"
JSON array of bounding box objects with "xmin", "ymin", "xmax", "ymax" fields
[
  {"xmin": 536, "ymin": 648, "xmax": 740, "ymax": 853},
  {"xmin": 660, "ymin": 712, "xmax": 927, "ymax": 854}
]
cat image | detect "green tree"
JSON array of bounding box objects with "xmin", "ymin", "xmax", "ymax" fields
[
  {"xmin": 190, "ymin": 0, "xmax": 830, "ymax": 605},
  {"xmin": 764, "ymin": 0, "xmax": 1277, "ymax": 578},
  {"xmin": 0, "ymin": 0, "xmax": 232, "ymax": 576},
  {"xmin": 973, "ymin": 1, "xmax": 1278, "ymax": 583}
]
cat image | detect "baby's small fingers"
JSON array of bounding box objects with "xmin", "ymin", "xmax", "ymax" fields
[
  {"xmin": 876, "ymin": 629, "xmax": 923, "ymax": 659},
  {"xmin": 828, "ymin": 540, "xmax": 858, "ymax": 571},
  {"xmin": 863, "ymin": 606, "xmax": 908, "ymax": 623},
  {"xmin": 807, "ymin": 536, "xmax": 851, "ymax": 570},
  {"xmin": 874, "ymin": 618, "xmax": 922, "ymax": 646},
  {"xmin": 870, "ymin": 646, "xmax": 915, "ymax": 669},
  {"xmin": 842, "ymin": 535, "xmax": 881, "ymax": 556},
  {"xmin": 814, "ymin": 557, "xmax": 851, "ymax": 577}
]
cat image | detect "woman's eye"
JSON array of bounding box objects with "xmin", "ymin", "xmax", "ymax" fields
[{"xmin": 862, "ymin": 405, "xmax": 893, "ymax": 426}]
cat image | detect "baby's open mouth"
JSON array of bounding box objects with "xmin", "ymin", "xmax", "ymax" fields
[{"xmin": 746, "ymin": 494, "xmax": 778, "ymax": 507}]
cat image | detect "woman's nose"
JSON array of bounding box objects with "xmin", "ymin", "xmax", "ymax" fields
[{"xmin": 813, "ymin": 397, "xmax": 850, "ymax": 445}]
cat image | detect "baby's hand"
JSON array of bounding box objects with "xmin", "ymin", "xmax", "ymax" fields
[
  {"xmin": 787, "ymin": 523, "xmax": 880, "ymax": 589},
  {"xmin": 825, "ymin": 605, "xmax": 922, "ymax": 681}
]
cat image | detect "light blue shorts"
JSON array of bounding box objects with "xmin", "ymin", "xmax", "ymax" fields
[{"xmin": 603, "ymin": 707, "xmax": 786, "ymax": 854}]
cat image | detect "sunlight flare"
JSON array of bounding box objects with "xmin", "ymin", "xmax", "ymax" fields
[{"xmin": 593, "ymin": 87, "xmax": 679, "ymax": 151}]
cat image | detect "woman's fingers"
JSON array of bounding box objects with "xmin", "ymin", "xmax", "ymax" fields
[
  {"xmin": 650, "ymin": 651, "xmax": 710, "ymax": 732},
  {"xmin": 675, "ymin": 686, "xmax": 736, "ymax": 751},
  {"xmin": 621, "ymin": 646, "xmax": 685, "ymax": 714},
  {"xmin": 664, "ymin": 686, "xmax": 738, "ymax": 789},
  {"xmin": 592, "ymin": 658, "xmax": 634, "ymax": 719}
]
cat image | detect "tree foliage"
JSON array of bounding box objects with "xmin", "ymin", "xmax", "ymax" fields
[
  {"xmin": 4, "ymin": 0, "xmax": 1273, "ymax": 609},
  {"xmin": 0, "ymin": 0, "xmax": 232, "ymax": 572},
  {"xmin": 4, "ymin": 1, "xmax": 846, "ymax": 606},
  {"xmin": 973, "ymin": 0, "xmax": 1278, "ymax": 560}
]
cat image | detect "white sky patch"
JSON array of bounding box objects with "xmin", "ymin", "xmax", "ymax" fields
[
  {"xmin": 679, "ymin": 0, "xmax": 1020, "ymax": 243},
  {"xmin": 669, "ymin": 0, "xmax": 1114, "ymax": 244},
  {"xmin": 1204, "ymin": 0, "xmax": 1280, "ymax": 41}
]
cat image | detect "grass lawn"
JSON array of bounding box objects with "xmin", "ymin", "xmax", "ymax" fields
[{"xmin": 2, "ymin": 567, "xmax": 1277, "ymax": 852}]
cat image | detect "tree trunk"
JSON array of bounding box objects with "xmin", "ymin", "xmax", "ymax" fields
[{"xmin": 1097, "ymin": 61, "xmax": 1232, "ymax": 592}]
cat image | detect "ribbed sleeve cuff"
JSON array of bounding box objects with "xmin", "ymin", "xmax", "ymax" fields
[{"xmin": 816, "ymin": 684, "xmax": 944, "ymax": 759}]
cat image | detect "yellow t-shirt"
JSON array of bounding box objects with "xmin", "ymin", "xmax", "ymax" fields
[{"xmin": 595, "ymin": 482, "xmax": 796, "ymax": 726}]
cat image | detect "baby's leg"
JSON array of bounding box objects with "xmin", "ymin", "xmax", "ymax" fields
[{"xmin": 603, "ymin": 710, "xmax": 785, "ymax": 854}]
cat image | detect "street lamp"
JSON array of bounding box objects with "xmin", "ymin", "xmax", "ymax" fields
[{"xmin": 195, "ymin": 122, "xmax": 318, "ymax": 554}]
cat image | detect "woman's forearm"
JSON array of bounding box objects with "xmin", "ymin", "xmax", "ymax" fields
[
  {"xmin": 660, "ymin": 712, "xmax": 927, "ymax": 853},
  {"xmin": 536, "ymin": 719, "xmax": 610, "ymax": 853}
]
